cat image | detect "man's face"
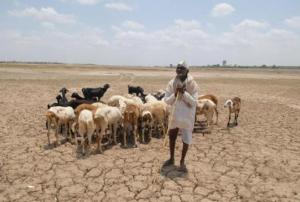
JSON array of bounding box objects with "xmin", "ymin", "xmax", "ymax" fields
[{"xmin": 176, "ymin": 65, "xmax": 188, "ymax": 77}]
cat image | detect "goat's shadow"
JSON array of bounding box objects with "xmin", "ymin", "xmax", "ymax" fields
[
  {"xmin": 227, "ymin": 123, "xmax": 238, "ymax": 128},
  {"xmin": 43, "ymin": 138, "xmax": 70, "ymax": 150},
  {"xmin": 193, "ymin": 121, "xmax": 211, "ymax": 136},
  {"xmin": 160, "ymin": 165, "xmax": 188, "ymax": 179},
  {"xmin": 75, "ymin": 138, "xmax": 112, "ymax": 159}
]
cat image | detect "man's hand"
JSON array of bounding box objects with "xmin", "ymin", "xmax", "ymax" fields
[{"xmin": 175, "ymin": 86, "xmax": 186, "ymax": 97}]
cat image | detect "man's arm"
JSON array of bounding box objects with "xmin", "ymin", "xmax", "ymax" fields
[
  {"xmin": 163, "ymin": 80, "xmax": 176, "ymax": 105},
  {"xmin": 182, "ymin": 80, "xmax": 198, "ymax": 107}
]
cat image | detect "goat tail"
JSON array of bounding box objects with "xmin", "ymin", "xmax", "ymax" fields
[{"xmin": 45, "ymin": 111, "xmax": 55, "ymax": 129}]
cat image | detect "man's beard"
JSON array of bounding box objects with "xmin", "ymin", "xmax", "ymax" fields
[{"xmin": 177, "ymin": 73, "xmax": 188, "ymax": 82}]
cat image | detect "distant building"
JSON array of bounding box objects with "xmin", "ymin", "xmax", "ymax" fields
[
  {"xmin": 222, "ymin": 60, "xmax": 227, "ymax": 66},
  {"xmin": 170, "ymin": 64, "xmax": 173, "ymax": 68}
]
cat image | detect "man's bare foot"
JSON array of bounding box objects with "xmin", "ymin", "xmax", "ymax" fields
[
  {"xmin": 177, "ymin": 163, "xmax": 188, "ymax": 173},
  {"xmin": 162, "ymin": 159, "xmax": 174, "ymax": 167}
]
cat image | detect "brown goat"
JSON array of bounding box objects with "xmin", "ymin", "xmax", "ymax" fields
[
  {"xmin": 123, "ymin": 103, "xmax": 140, "ymax": 147},
  {"xmin": 74, "ymin": 104, "xmax": 98, "ymax": 118},
  {"xmin": 224, "ymin": 97, "xmax": 241, "ymax": 127},
  {"xmin": 45, "ymin": 111, "xmax": 59, "ymax": 145},
  {"xmin": 198, "ymin": 94, "xmax": 218, "ymax": 124}
]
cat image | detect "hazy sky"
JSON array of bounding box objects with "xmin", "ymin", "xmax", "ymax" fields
[{"xmin": 0, "ymin": 0, "xmax": 300, "ymax": 66}]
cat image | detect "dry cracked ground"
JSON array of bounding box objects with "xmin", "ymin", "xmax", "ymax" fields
[{"xmin": 0, "ymin": 65, "xmax": 300, "ymax": 202}]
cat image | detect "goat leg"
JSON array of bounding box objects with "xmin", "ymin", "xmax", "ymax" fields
[
  {"xmin": 113, "ymin": 124, "xmax": 117, "ymax": 145},
  {"xmin": 133, "ymin": 125, "xmax": 138, "ymax": 147},
  {"xmin": 235, "ymin": 111, "xmax": 239, "ymax": 126},
  {"xmin": 94, "ymin": 129, "xmax": 100, "ymax": 153},
  {"xmin": 142, "ymin": 127, "xmax": 145, "ymax": 143},
  {"xmin": 82, "ymin": 135, "xmax": 86, "ymax": 155},
  {"xmin": 227, "ymin": 113, "xmax": 231, "ymax": 127},
  {"xmin": 47, "ymin": 126, "xmax": 51, "ymax": 145},
  {"xmin": 214, "ymin": 108, "xmax": 219, "ymax": 125},
  {"xmin": 123, "ymin": 126, "xmax": 127, "ymax": 147}
]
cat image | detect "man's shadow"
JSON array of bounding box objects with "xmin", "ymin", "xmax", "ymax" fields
[{"xmin": 160, "ymin": 165, "xmax": 188, "ymax": 179}]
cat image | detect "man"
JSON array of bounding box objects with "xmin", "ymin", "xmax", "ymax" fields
[{"xmin": 163, "ymin": 60, "xmax": 198, "ymax": 172}]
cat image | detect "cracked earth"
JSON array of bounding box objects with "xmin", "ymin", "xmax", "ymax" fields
[{"xmin": 0, "ymin": 65, "xmax": 300, "ymax": 202}]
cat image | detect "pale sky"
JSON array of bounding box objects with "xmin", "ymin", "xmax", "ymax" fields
[{"xmin": 0, "ymin": 0, "xmax": 300, "ymax": 66}]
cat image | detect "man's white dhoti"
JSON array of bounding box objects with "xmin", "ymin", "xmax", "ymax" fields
[{"xmin": 178, "ymin": 128, "xmax": 193, "ymax": 145}]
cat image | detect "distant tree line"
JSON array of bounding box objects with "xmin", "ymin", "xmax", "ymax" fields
[
  {"xmin": 189, "ymin": 64, "xmax": 300, "ymax": 70},
  {"xmin": 0, "ymin": 60, "xmax": 64, "ymax": 65}
]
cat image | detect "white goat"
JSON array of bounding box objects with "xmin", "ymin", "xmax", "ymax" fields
[
  {"xmin": 198, "ymin": 94, "xmax": 218, "ymax": 124},
  {"xmin": 92, "ymin": 102, "xmax": 107, "ymax": 108},
  {"xmin": 107, "ymin": 95, "xmax": 126, "ymax": 107},
  {"xmin": 46, "ymin": 106, "xmax": 75, "ymax": 145},
  {"xmin": 142, "ymin": 101, "xmax": 168, "ymax": 138},
  {"xmin": 196, "ymin": 99, "xmax": 216, "ymax": 129},
  {"xmin": 98, "ymin": 106, "xmax": 122, "ymax": 145},
  {"xmin": 76, "ymin": 109, "xmax": 95, "ymax": 155},
  {"xmin": 145, "ymin": 94, "xmax": 158, "ymax": 103}
]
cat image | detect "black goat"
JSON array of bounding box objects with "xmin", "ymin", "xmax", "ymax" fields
[
  {"xmin": 82, "ymin": 84, "xmax": 110, "ymax": 101},
  {"xmin": 47, "ymin": 95, "xmax": 63, "ymax": 109},
  {"xmin": 67, "ymin": 99, "xmax": 95, "ymax": 109},
  {"xmin": 128, "ymin": 85, "xmax": 145, "ymax": 97},
  {"xmin": 71, "ymin": 92, "xmax": 84, "ymax": 100},
  {"xmin": 152, "ymin": 92, "xmax": 165, "ymax": 101},
  {"xmin": 59, "ymin": 87, "xmax": 69, "ymax": 104},
  {"xmin": 71, "ymin": 92, "xmax": 97, "ymax": 101}
]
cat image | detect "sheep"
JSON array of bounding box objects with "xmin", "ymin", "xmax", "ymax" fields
[
  {"xmin": 74, "ymin": 104, "xmax": 98, "ymax": 122},
  {"xmin": 93, "ymin": 108, "xmax": 109, "ymax": 153},
  {"xmin": 125, "ymin": 94, "xmax": 144, "ymax": 106},
  {"xmin": 92, "ymin": 102, "xmax": 107, "ymax": 108},
  {"xmin": 145, "ymin": 94, "xmax": 158, "ymax": 103},
  {"xmin": 72, "ymin": 103, "xmax": 106, "ymax": 142},
  {"xmin": 142, "ymin": 101, "xmax": 168, "ymax": 138},
  {"xmin": 224, "ymin": 97, "xmax": 241, "ymax": 127},
  {"xmin": 46, "ymin": 106, "xmax": 75, "ymax": 145},
  {"xmin": 128, "ymin": 85, "xmax": 145, "ymax": 97},
  {"xmin": 108, "ymin": 95, "xmax": 142, "ymax": 114},
  {"xmin": 82, "ymin": 84, "xmax": 110, "ymax": 101},
  {"xmin": 198, "ymin": 94, "xmax": 218, "ymax": 124},
  {"xmin": 141, "ymin": 110, "xmax": 153, "ymax": 143},
  {"xmin": 196, "ymin": 99, "xmax": 216, "ymax": 129},
  {"xmin": 107, "ymin": 95, "xmax": 126, "ymax": 107},
  {"xmin": 198, "ymin": 94, "xmax": 218, "ymax": 105},
  {"xmin": 76, "ymin": 109, "xmax": 96, "ymax": 155},
  {"xmin": 45, "ymin": 110, "xmax": 59, "ymax": 145},
  {"xmin": 96, "ymin": 106, "xmax": 122, "ymax": 145},
  {"xmin": 108, "ymin": 95, "xmax": 144, "ymax": 145},
  {"xmin": 123, "ymin": 103, "xmax": 140, "ymax": 147}
]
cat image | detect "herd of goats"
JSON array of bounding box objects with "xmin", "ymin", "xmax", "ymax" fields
[{"xmin": 46, "ymin": 84, "xmax": 241, "ymax": 155}]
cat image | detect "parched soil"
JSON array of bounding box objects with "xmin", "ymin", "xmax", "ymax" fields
[{"xmin": 0, "ymin": 65, "xmax": 300, "ymax": 202}]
